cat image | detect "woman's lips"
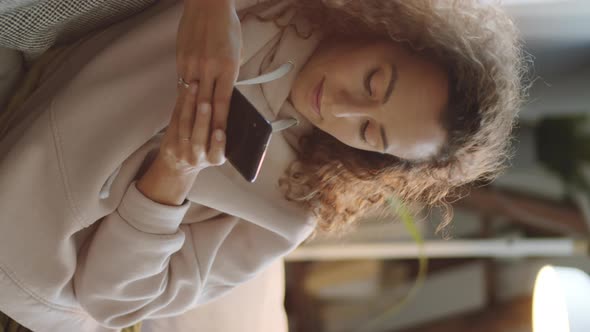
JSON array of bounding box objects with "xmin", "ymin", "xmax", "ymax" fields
[{"xmin": 311, "ymin": 76, "xmax": 325, "ymax": 118}]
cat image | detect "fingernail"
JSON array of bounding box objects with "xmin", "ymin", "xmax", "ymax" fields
[
  {"xmin": 199, "ymin": 103, "xmax": 210, "ymax": 114},
  {"xmin": 191, "ymin": 83, "xmax": 198, "ymax": 94},
  {"xmin": 215, "ymin": 129, "xmax": 224, "ymax": 142}
]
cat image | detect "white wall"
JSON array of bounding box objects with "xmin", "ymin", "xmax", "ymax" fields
[
  {"xmin": 502, "ymin": 0, "xmax": 590, "ymax": 120},
  {"xmin": 504, "ymin": 0, "xmax": 590, "ymax": 44},
  {"xmin": 488, "ymin": 1, "xmax": 590, "ymax": 200}
]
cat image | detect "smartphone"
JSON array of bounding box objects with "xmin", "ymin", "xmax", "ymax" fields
[{"xmin": 225, "ymin": 88, "xmax": 273, "ymax": 182}]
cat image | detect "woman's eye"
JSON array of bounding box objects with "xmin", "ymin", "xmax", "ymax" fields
[
  {"xmin": 365, "ymin": 69, "xmax": 379, "ymax": 97},
  {"xmin": 360, "ymin": 120, "xmax": 370, "ymax": 143}
]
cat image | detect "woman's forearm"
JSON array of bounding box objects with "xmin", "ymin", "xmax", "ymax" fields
[{"xmin": 136, "ymin": 156, "xmax": 198, "ymax": 206}]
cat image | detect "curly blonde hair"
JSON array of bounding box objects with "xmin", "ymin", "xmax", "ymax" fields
[{"xmin": 245, "ymin": 0, "xmax": 528, "ymax": 235}]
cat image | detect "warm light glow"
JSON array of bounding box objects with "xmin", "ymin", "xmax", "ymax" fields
[
  {"xmin": 499, "ymin": 0, "xmax": 569, "ymax": 4},
  {"xmin": 533, "ymin": 266, "xmax": 571, "ymax": 332}
]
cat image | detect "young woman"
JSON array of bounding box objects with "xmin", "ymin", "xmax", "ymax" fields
[{"xmin": 0, "ymin": 0, "xmax": 525, "ymax": 331}]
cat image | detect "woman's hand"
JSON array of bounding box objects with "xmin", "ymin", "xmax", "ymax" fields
[
  {"xmin": 136, "ymin": 83, "xmax": 225, "ymax": 206},
  {"xmin": 177, "ymin": 0, "xmax": 241, "ymax": 136},
  {"xmin": 159, "ymin": 82, "xmax": 226, "ymax": 174}
]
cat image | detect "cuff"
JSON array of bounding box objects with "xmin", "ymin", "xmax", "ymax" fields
[{"xmin": 117, "ymin": 181, "xmax": 191, "ymax": 235}]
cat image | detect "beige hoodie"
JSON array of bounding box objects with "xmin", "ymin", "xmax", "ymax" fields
[{"xmin": 0, "ymin": 1, "xmax": 320, "ymax": 331}]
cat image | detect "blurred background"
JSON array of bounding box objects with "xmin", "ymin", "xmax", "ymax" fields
[{"xmin": 284, "ymin": 1, "xmax": 590, "ymax": 331}]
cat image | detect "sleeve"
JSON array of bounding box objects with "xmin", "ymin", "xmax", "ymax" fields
[{"xmin": 74, "ymin": 181, "xmax": 300, "ymax": 329}]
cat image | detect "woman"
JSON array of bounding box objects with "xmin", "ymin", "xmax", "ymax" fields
[{"xmin": 0, "ymin": 0, "xmax": 525, "ymax": 331}]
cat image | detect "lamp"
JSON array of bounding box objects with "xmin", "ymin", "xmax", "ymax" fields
[{"xmin": 532, "ymin": 265, "xmax": 590, "ymax": 332}]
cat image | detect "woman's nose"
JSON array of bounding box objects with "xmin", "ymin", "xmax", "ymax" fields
[
  {"xmin": 329, "ymin": 87, "xmax": 378, "ymax": 118},
  {"xmin": 331, "ymin": 104, "xmax": 375, "ymax": 118}
]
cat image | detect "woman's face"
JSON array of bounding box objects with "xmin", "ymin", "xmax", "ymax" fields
[{"xmin": 290, "ymin": 38, "xmax": 450, "ymax": 160}]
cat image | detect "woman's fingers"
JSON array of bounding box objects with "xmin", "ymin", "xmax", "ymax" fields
[
  {"xmin": 208, "ymin": 129, "xmax": 226, "ymax": 165},
  {"xmin": 178, "ymin": 56, "xmax": 234, "ymax": 169},
  {"xmin": 197, "ymin": 64, "xmax": 215, "ymax": 110},
  {"xmin": 160, "ymin": 75, "xmax": 228, "ymax": 172},
  {"xmin": 190, "ymin": 102, "xmax": 225, "ymax": 167},
  {"xmin": 178, "ymin": 83, "xmax": 199, "ymax": 141},
  {"xmin": 165, "ymin": 82, "xmax": 194, "ymax": 144},
  {"xmin": 166, "ymin": 89, "xmax": 183, "ymax": 141},
  {"xmin": 191, "ymin": 102, "xmax": 211, "ymax": 154},
  {"xmin": 212, "ymin": 68, "xmax": 235, "ymax": 133}
]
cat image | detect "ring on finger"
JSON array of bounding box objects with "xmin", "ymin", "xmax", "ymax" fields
[
  {"xmin": 177, "ymin": 77, "xmax": 191, "ymax": 89},
  {"xmin": 180, "ymin": 136, "xmax": 191, "ymax": 141}
]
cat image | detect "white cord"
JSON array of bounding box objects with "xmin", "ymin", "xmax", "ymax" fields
[{"xmin": 235, "ymin": 61, "xmax": 294, "ymax": 86}]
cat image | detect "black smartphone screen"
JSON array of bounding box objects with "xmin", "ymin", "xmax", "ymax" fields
[{"xmin": 225, "ymin": 89, "xmax": 273, "ymax": 182}]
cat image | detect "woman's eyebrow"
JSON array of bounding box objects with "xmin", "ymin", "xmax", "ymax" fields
[{"xmin": 383, "ymin": 63, "xmax": 398, "ymax": 104}]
